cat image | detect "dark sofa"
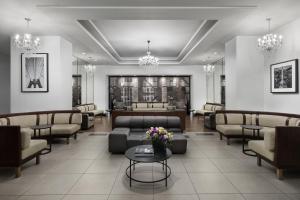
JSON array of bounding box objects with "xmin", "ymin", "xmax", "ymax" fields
[{"xmin": 109, "ymin": 116, "xmax": 187, "ymax": 154}]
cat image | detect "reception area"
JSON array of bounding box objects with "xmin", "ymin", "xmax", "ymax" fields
[{"xmin": 1, "ymin": 0, "xmax": 300, "ymax": 200}]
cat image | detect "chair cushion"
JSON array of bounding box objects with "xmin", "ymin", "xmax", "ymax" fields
[
  {"xmin": 53, "ymin": 113, "xmax": 71, "ymax": 124},
  {"xmin": 22, "ymin": 139, "xmax": 47, "ymax": 159},
  {"xmin": 20, "ymin": 128, "xmax": 32, "ymax": 149},
  {"xmin": 249, "ymin": 140, "xmax": 274, "ymax": 161},
  {"xmin": 51, "ymin": 124, "xmax": 80, "ymax": 135},
  {"xmin": 9, "ymin": 115, "xmax": 37, "ymax": 128},
  {"xmin": 263, "ymin": 128, "xmax": 276, "ymax": 151}
]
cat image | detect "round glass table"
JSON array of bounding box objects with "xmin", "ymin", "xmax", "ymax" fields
[{"xmin": 125, "ymin": 145, "xmax": 172, "ymax": 187}]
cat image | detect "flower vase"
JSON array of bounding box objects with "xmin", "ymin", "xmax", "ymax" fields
[{"xmin": 152, "ymin": 140, "xmax": 166, "ymax": 154}]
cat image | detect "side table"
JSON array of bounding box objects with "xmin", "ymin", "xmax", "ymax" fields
[
  {"xmin": 241, "ymin": 125, "xmax": 263, "ymax": 156},
  {"xmin": 31, "ymin": 124, "xmax": 52, "ymax": 154}
]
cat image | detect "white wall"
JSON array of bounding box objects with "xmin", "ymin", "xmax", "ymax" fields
[
  {"xmin": 264, "ymin": 18, "xmax": 300, "ymax": 114},
  {"xmin": 86, "ymin": 65, "xmax": 207, "ymax": 110},
  {"xmin": 225, "ymin": 36, "xmax": 265, "ymax": 110},
  {"xmin": 10, "ymin": 36, "xmax": 73, "ymax": 112},
  {"xmin": 0, "ymin": 53, "xmax": 10, "ymax": 113}
]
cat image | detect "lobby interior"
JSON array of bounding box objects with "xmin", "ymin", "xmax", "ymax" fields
[{"xmin": 1, "ymin": 0, "xmax": 300, "ymax": 200}]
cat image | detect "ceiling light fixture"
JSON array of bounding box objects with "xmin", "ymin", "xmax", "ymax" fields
[
  {"xmin": 14, "ymin": 18, "xmax": 40, "ymax": 52},
  {"xmin": 139, "ymin": 40, "xmax": 159, "ymax": 67},
  {"xmin": 258, "ymin": 18, "xmax": 283, "ymax": 52},
  {"xmin": 203, "ymin": 64, "xmax": 215, "ymax": 74},
  {"xmin": 84, "ymin": 64, "xmax": 96, "ymax": 73}
]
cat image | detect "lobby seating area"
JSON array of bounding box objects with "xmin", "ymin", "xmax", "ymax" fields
[{"xmin": 1, "ymin": 0, "xmax": 300, "ymax": 199}]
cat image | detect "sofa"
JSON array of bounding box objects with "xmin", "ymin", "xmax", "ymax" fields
[
  {"xmin": 109, "ymin": 116, "xmax": 187, "ymax": 154},
  {"xmin": 0, "ymin": 126, "xmax": 47, "ymax": 177},
  {"xmin": 75, "ymin": 103, "xmax": 104, "ymax": 116},
  {"xmin": 0, "ymin": 110, "xmax": 82, "ymax": 144},
  {"xmin": 216, "ymin": 110, "xmax": 300, "ymax": 179},
  {"xmin": 194, "ymin": 102, "xmax": 224, "ymax": 116},
  {"xmin": 131, "ymin": 102, "xmax": 169, "ymax": 111}
]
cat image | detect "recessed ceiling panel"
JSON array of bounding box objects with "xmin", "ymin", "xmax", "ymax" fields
[{"xmin": 92, "ymin": 20, "xmax": 204, "ymax": 58}]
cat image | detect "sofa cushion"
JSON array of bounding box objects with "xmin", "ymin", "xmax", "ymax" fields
[
  {"xmin": 111, "ymin": 128, "xmax": 130, "ymax": 135},
  {"xmin": 258, "ymin": 114, "xmax": 287, "ymax": 128},
  {"xmin": 20, "ymin": 128, "xmax": 32, "ymax": 149},
  {"xmin": 38, "ymin": 114, "xmax": 48, "ymax": 125},
  {"xmin": 153, "ymin": 103, "xmax": 164, "ymax": 108},
  {"xmin": 115, "ymin": 116, "xmax": 131, "ymax": 128},
  {"xmin": 52, "ymin": 113, "xmax": 71, "ymax": 124},
  {"xmin": 130, "ymin": 116, "xmax": 144, "ymax": 129},
  {"xmin": 22, "ymin": 139, "xmax": 47, "ymax": 160},
  {"xmin": 0, "ymin": 118, "xmax": 8, "ymax": 126},
  {"xmin": 9, "ymin": 115, "xmax": 37, "ymax": 128},
  {"xmin": 204, "ymin": 104, "xmax": 213, "ymax": 111},
  {"xmin": 51, "ymin": 124, "xmax": 80, "ymax": 135},
  {"xmin": 144, "ymin": 116, "xmax": 168, "ymax": 129},
  {"xmin": 70, "ymin": 113, "xmax": 82, "ymax": 124},
  {"xmin": 136, "ymin": 103, "xmax": 148, "ymax": 108},
  {"xmin": 216, "ymin": 125, "xmax": 253, "ymax": 136},
  {"xmin": 263, "ymin": 128, "xmax": 276, "ymax": 151},
  {"xmin": 249, "ymin": 140, "xmax": 274, "ymax": 161},
  {"xmin": 226, "ymin": 114, "xmax": 244, "ymax": 125}
]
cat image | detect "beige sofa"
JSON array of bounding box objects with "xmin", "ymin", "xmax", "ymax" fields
[
  {"xmin": 216, "ymin": 110, "xmax": 300, "ymax": 179},
  {"xmin": 195, "ymin": 102, "xmax": 224, "ymax": 116},
  {"xmin": 75, "ymin": 103, "xmax": 104, "ymax": 116},
  {"xmin": 131, "ymin": 102, "xmax": 169, "ymax": 111},
  {"xmin": 0, "ymin": 110, "xmax": 82, "ymax": 144}
]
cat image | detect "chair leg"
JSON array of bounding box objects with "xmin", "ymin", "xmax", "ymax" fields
[
  {"xmin": 257, "ymin": 155, "xmax": 261, "ymax": 166},
  {"xmin": 15, "ymin": 167, "xmax": 21, "ymax": 178},
  {"xmin": 219, "ymin": 133, "xmax": 223, "ymax": 140},
  {"xmin": 276, "ymin": 169, "xmax": 284, "ymax": 179},
  {"xmin": 36, "ymin": 154, "xmax": 40, "ymax": 165}
]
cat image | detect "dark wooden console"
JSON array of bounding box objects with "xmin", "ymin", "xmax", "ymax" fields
[{"xmin": 111, "ymin": 110, "xmax": 186, "ymax": 130}]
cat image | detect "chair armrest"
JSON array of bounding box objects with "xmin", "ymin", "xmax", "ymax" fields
[
  {"xmin": 0, "ymin": 126, "xmax": 22, "ymax": 167},
  {"xmin": 274, "ymin": 126, "xmax": 300, "ymax": 169}
]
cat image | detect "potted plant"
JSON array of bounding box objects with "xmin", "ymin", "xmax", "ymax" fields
[{"xmin": 146, "ymin": 127, "xmax": 173, "ymax": 154}]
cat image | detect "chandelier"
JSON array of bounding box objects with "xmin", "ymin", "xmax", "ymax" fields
[
  {"xmin": 14, "ymin": 18, "xmax": 40, "ymax": 52},
  {"xmin": 84, "ymin": 64, "xmax": 96, "ymax": 73},
  {"xmin": 139, "ymin": 40, "xmax": 159, "ymax": 66},
  {"xmin": 203, "ymin": 64, "xmax": 215, "ymax": 74},
  {"xmin": 258, "ymin": 18, "xmax": 283, "ymax": 52}
]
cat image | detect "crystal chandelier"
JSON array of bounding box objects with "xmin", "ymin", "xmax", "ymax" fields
[
  {"xmin": 203, "ymin": 64, "xmax": 215, "ymax": 74},
  {"xmin": 84, "ymin": 64, "xmax": 96, "ymax": 73},
  {"xmin": 14, "ymin": 18, "xmax": 40, "ymax": 52},
  {"xmin": 139, "ymin": 40, "xmax": 159, "ymax": 66},
  {"xmin": 258, "ymin": 18, "xmax": 283, "ymax": 52}
]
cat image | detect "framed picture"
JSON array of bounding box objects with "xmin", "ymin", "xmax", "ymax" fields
[
  {"xmin": 270, "ymin": 59, "xmax": 298, "ymax": 93},
  {"xmin": 21, "ymin": 53, "xmax": 49, "ymax": 92}
]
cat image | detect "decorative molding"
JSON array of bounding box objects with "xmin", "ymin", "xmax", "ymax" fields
[{"xmin": 77, "ymin": 19, "xmax": 218, "ymax": 65}]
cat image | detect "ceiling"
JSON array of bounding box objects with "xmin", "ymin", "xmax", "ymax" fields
[{"xmin": 1, "ymin": 0, "xmax": 300, "ymax": 65}]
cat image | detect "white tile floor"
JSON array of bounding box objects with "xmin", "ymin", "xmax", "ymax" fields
[{"xmin": 0, "ymin": 132, "xmax": 300, "ymax": 200}]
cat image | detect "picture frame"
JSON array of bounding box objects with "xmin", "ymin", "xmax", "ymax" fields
[
  {"xmin": 21, "ymin": 53, "xmax": 49, "ymax": 93},
  {"xmin": 270, "ymin": 59, "xmax": 298, "ymax": 93}
]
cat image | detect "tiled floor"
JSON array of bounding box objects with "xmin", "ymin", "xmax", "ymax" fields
[{"xmin": 0, "ymin": 120, "xmax": 300, "ymax": 199}]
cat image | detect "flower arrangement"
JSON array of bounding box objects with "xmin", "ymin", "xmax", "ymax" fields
[{"xmin": 146, "ymin": 127, "xmax": 173, "ymax": 153}]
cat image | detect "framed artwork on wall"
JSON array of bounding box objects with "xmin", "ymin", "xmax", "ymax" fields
[
  {"xmin": 21, "ymin": 53, "xmax": 49, "ymax": 93},
  {"xmin": 270, "ymin": 59, "xmax": 298, "ymax": 93}
]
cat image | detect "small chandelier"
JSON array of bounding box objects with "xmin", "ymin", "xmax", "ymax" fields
[
  {"xmin": 14, "ymin": 18, "xmax": 40, "ymax": 52},
  {"xmin": 203, "ymin": 64, "xmax": 215, "ymax": 74},
  {"xmin": 84, "ymin": 64, "xmax": 96, "ymax": 73},
  {"xmin": 258, "ymin": 18, "xmax": 283, "ymax": 52},
  {"xmin": 139, "ymin": 40, "xmax": 159, "ymax": 66}
]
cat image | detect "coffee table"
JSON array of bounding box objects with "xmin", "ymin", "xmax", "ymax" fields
[
  {"xmin": 31, "ymin": 124, "xmax": 52, "ymax": 154},
  {"xmin": 125, "ymin": 145, "xmax": 172, "ymax": 187},
  {"xmin": 241, "ymin": 125, "xmax": 263, "ymax": 156}
]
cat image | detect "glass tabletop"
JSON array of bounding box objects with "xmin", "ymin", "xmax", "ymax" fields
[{"xmin": 125, "ymin": 145, "xmax": 172, "ymax": 163}]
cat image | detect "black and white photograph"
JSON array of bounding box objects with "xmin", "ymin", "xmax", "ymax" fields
[
  {"xmin": 21, "ymin": 53, "xmax": 49, "ymax": 92},
  {"xmin": 270, "ymin": 59, "xmax": 298, "ymax": 93}
]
